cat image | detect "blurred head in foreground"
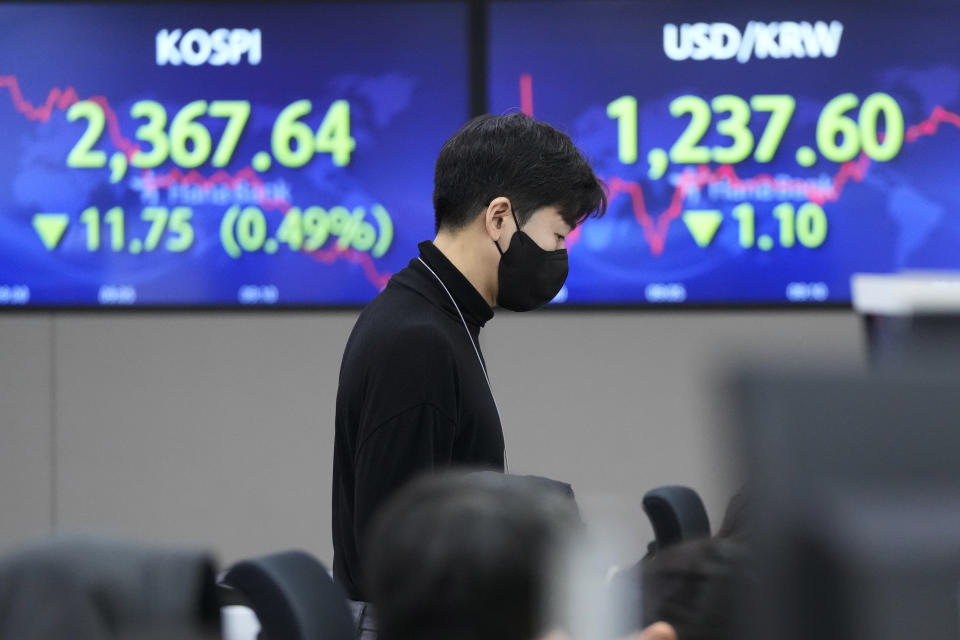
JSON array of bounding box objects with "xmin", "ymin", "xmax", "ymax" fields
[
  {"xmin": 364, "ymin": 471, "xmax": 582, "ymax": 640},
  {"xmin": 0, "ymin": 534, "xmax": 219, "ymax": 640}
]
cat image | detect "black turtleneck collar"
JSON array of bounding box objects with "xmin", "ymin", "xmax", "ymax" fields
[{"xmin": 393, "ymin": 241, "xmax": 495, "ymax": 328}]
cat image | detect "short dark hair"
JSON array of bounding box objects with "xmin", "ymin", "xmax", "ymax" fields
[
  {"xmin": 364, "ymin": 472, "xmax": 582, "ymax": 640},
  {"xmin": 641, "ymin": 538, "xmax": 749, "ymax": 640},
  {"xmin": 433, "ymin": 113, "xmax": 607, "ymax": 233}
]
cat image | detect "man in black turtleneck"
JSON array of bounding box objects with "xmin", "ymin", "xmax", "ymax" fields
[{"xmin": 331, "ymin": 113, "xmax": 606, "ymax": 630}]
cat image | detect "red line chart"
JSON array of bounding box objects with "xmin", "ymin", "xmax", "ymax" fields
[
  {"xmin": 0, "ymin": 75, "xmax": 393, "ymax": 289},
  {"xmin": 519, "ymin": 73, "xmax": 534, "ymax": 118},
  {"xmin": 603, "ymin": 105, "xmax": 960, "ymax": 256}
]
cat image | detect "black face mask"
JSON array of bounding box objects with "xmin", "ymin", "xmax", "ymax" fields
[{"xmin": 494, "ymin": 212, "xmax": 569, "ymax": 312}]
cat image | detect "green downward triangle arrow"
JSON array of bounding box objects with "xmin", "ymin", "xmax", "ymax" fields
[
  {"xmin": 32, "ymin": 213, "xmax": 69, "ymax": 251},
  {"xmin": 682, "ymin": 210, "xmax": 723, "ymax": 248}
]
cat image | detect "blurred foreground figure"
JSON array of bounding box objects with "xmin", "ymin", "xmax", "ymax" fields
[
  {"xmin": 365, "ymin": 472, "xmax": 686, "ymax": 640},
  {"xmin": 640, "ymin": 538, "xmax": 748, "ymax": 640},
  {"xmin": 364, "ymin": 472, "xmax": 582, "ymax": 640},
  {"xmin": 0, "ymin": 534, "xmax": 219, "ymax": 640},
  {"xmin": 733, "ymin": 367, "xmax": 960, "ymax": 640}
]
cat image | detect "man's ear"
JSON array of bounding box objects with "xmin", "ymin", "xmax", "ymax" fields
[
  {"xmin": 637, "ymin": 621, "xmax": 677, "ymax": 640},
  {"xmin": 484, "ymin": 196, "xmax": 513, "ymax": 242}
]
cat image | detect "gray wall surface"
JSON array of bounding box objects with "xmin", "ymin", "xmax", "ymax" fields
[{"xmin": 0, "ymin": 309, "xmax": 865, "ymax": 567}]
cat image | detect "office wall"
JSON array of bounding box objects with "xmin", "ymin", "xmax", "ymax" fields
[
  {"xmin": 0, "ymin": 315, "xmax": 54, "ymax": 548},
  {"xmin": 0, "ymin": 309, "xmax": 864, "ymax": 565}
]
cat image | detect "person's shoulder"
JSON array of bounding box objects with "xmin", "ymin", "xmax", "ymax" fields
[
  {"xmin": 343, "ymin": 274, "xmax": 463, "ymax": 377},
  {"xmin": 356, "ymin": 276, "xmax": 427, "ymax": 324},
  {"xmin": 360, "ymin": 284, "xmax": 454, "ymax": 344},
  {"xmin": 377, "ymin": 317, "xmax": 457, "ymax": 362},
  {"xmin": 356, "ymin": 317, "xmax": 460, "ymax": 406}
]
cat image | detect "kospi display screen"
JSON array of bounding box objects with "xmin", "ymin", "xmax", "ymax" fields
[
  {"xmin": 0, "ymin": 2, "xmax": 468, "ymax": 306},
  {"xmin": 490, "ymin": 1, "xmax": 960, "ymax": 305}
]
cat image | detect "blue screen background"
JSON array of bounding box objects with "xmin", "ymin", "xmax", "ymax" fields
[
  {"xmin": 4, "ymin": 1, "xmax": 959, "ymax": 307},
  {"xmin": 489, "ymin": 1, "xmax": 960, "ymax": 305},
  {"xmin": 0, "ymin": 3, "xmax": 468, "ymax": 306}
]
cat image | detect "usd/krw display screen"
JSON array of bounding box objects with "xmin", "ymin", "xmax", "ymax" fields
[
  {"xmin": 0, "ymin": 3, "xmax": 467, "ymax": 306},
  {"xmin": 490, "ymin": 1, "xmax": 960, "ymax": 305}
]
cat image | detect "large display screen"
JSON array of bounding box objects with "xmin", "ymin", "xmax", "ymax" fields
[
  {"xmin": 490, "ymin": 1, "xmax": 960, "ymax": 305},
  {"xmin": 0, "ymin": 2, "xmax": 468, "ymax": 306}
]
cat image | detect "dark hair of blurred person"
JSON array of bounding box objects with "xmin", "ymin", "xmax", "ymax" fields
[
  {"xmin": 0, "ymin": 534, "xmax": 220, "ymax": 640},
  {"xmin": 363, "ymin": 471, "xmax": 582, "ymax": 640},
  {"xmin": 639, "ymin": 538, "xmax": 748, "ymax": 640}
]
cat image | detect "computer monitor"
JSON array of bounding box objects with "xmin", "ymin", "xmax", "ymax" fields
[
  {"xmin": 0, "ymin": 2, "xmax": 469, "ymax": 307},
  {"xmin": 489, "ymin": 0, "xmax": 960, "ymax": 305},
  {"xmin": 732, "ymin": 368, "xmax": 960, "ymax": 640}
]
